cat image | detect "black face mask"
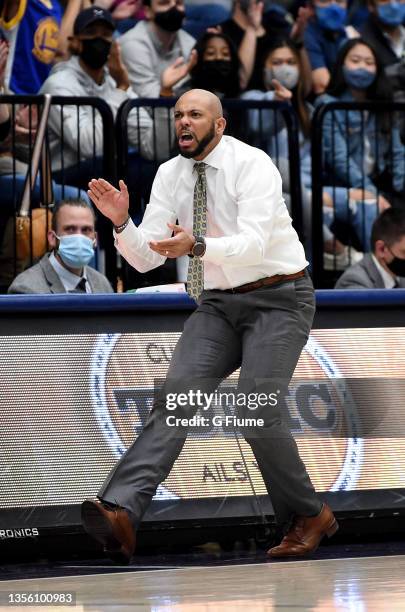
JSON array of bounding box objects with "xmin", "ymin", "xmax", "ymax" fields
[
  {"xmin": 387, "ymin": 247, "xmax": 405, "ymax": 277},
  {"xmin": 154, "ymin": 7, "xmax": 185, "ymax": 32},
  {"xmin": 196, "ymin": 60, "xmax": 235, "ymax": 94},
  {"xmin": 80, "ymin": 37, "xmax": 112, "ymax": 70}
]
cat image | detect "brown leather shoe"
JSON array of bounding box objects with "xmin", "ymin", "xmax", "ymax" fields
[
  {"xmin": 267, "ymin": 503, "xmax": 338, "ymax": 558},
  {"xmin": 81, "ymin": 499, "xmax": 136, "ymax": 564}
]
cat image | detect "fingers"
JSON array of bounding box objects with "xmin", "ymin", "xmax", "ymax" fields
[
  {"xmin": 167, "ymin": 222, "xmax": 184, "ymax": 234},
  {"xmin": 87, "ymin": 190, "xmax": 99, "ymax": 207},
  {"xmin": 149, "ymin": 241, "xmax": 174, "ymax": 257},
  {"xmin": 119, "ymin": 179, "xmax": 128, "ymax": 193},
  {"xmin": 98, "ymin": 177, "xmax": 115, "ymax": 191}
]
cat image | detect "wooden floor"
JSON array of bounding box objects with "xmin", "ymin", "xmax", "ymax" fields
[{"xmin": 1, "ymin": 555, "xmax": 405, "ymax": 611}]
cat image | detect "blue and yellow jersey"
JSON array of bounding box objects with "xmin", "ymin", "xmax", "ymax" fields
[{"xmin": 0, "ymin": 0, "xmax": 62, "ymax": 94}]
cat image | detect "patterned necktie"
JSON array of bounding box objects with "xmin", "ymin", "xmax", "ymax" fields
[
  {"xmin": 187, "ymin": 162, "xmax": 207, "ymax": 301},
  {"xmin": 69, "ymin": 277, "xmax": 87, "ymax": 293}
]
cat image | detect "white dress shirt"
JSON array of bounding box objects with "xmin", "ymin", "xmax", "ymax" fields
[
  {"xmin": 371, "ymin": 254, "xmax": 398, "ymax": 289},
  {"xmin": 49, "ymin": 252, "xmax": 91, "ymax": 293},
  {"xmin": 115, "ymin": 136, "xmax": 308, "ymax": 290}
]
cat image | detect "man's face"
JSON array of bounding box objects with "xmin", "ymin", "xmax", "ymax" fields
[
  {"xmin": 174, "ymin": 96, "xmax": 220, "ymax": 159},
  {"xmin": 48, "ymin": 205, "xmax": 96, "ymax": 250},
  {"xmin": 148, "ymin": 0, "xmax": 185, "ymax": 19}
]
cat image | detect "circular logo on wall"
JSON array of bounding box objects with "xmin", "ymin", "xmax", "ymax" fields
[{"xmin": 90, "ymin": 332, "xmax": 363, "ymax": 496}]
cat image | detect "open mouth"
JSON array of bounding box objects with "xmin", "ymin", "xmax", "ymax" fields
[{"xmin": 179, "ymin": 133, "xmax": 194, "ymax": 146}]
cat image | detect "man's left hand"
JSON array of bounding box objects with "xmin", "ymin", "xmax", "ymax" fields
[{"xmin": 149, "ymin": 223, "xmax": 195, "ymax": 258}]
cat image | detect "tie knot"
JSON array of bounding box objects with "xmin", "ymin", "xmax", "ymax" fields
[
  {"xmin": 69, "ymin": 277, "xmax": 87, "ymax": 293},
  {"xmin": 194, "ymin": 162, "xmax": 206, "ymax": 176}
]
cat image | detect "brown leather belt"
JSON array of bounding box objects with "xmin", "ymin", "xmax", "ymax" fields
[{"xmin": 225, "ymin": 270, "xmax": 306, "ymax": 294}]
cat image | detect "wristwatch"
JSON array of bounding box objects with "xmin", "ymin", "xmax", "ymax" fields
[{"xmin": 190, "ymin": 236, "xmax": 206, "ymax": 257}]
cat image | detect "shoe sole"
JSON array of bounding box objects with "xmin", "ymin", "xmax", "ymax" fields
[{"xmin": 81, "ymin": 501, "xmax": 132, "ymax": 564}]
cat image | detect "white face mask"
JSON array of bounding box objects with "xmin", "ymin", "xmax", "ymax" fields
[{"xmin": 264, "ymin": 65, "xmax": 299, "ymax": 91}]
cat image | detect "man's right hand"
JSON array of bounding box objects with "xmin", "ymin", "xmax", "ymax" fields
[{"xmin": 88, "ymin": 178, "xmax": 130, "ymax": 227}]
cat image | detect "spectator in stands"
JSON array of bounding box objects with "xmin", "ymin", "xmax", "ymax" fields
[
  {"xmin": 361, "ymin": 0, "xmax": 405, "ymax": 67},
  {"xmin": 8, "ymin": 198, "xmax": 113, "ymax": 294},
  {"xmin": 119, "ymin": 0, "xmax": 196, "ymax": 98},
  {"xmin": 219, "ymin": 0, "xmax": 305, "ymax": 90},
  {"xmin": 318, "ymin": 38, "xmax": 405, "ymax": 215},
  {"xmin": 0, "ymin": 0, "xmax": 63, "ymax": 94},
  {"xmin": 189, "ymin": 32, "xmax": 241, "ymax": 97},
  {"xmin": 0, "ymin": 40, "xmax": 89, "ymax": 292},
  {"xmin": 361, "ymin": 0, "xmax": 405, "ymax": 139},
  {"xmin": 40, "ymin": 6, "xmax": 172, "ymax": 188},
  {"xmin": 242, "ymin": 38, "xmax": 365, "ymax": 266},
  {"xmin": 335, "ymin": 207, "xmax": 405, "ymax": 288},
  {"xmin": 303, "ymin": 0, "xmax": 359, "ymax": 94}
]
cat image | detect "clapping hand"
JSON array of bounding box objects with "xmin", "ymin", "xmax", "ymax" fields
[
  {"xmin": 160, "ymin": 50, "xmax": 198, "ymax": 94},
  {"xmin": 290, "ymin": 6, "xmax": 313, "ymax": 41},
  {"xmin": 108, "ymin": 40, "xmax": 130, "ymax": 90},
  {"xmin": 88, "ymin": 178, "xmax": 130, "ymax": 227},
  {"xmin": 149, "ymin": 223, "xmax": 194, "ymax": 258},
  {"xmin": 111, "ymin": 0, "xmax": 140, "ymax": 20}
]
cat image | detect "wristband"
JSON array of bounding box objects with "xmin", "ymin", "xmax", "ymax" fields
[{"xmin": 114, "ymin": 216, "xmax": 130, "ymax": 233}]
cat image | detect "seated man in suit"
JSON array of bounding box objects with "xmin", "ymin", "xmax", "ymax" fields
[
  {"xmin": 8, "ymin": 198, "xmax": 113, "ymax": 294},
  {"xmin": 335, "ymin": 208, "xmax": 405, "ymax": 289}
]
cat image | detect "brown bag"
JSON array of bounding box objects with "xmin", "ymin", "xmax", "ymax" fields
[{"xmin": 15, "ymin": 208, "xmax": 53, "ymax": 262}]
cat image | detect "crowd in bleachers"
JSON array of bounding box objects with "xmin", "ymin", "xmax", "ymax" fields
[{"xmin": 0, "ymin": 0, "xmax": 405, "ymax": 293}]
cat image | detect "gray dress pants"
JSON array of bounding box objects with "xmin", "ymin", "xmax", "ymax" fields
[{"xmin": 98, "ymin": 272, "xmax": 322, "ymax": 527}]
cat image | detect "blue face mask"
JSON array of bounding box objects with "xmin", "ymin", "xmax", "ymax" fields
[
  {"xmin": 56, "ymin": 234, "xmax": 95, "ymax": 269},
  {"xmin": 316, "ymin": 4, "xmax": 347, "ymax": 31},
  {"xmin": 343, "ymin": 66, "xmax": 376, "ymax": 89},
  {"xmin": 377, "ymin": 1, "xmax": 404, "ymax": 27}
]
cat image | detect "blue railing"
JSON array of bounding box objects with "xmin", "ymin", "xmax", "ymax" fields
[{"xmin": 1, "ymin": 290, "xmax": 405, "ymax": 313}]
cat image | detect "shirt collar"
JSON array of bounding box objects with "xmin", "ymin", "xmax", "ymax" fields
[
  {"xmin": 371, "ymin": 253, "xmax": 398, "ymax": 289},
  {"xmin": 49, "ymin": 251, "xmax": 88, "ymax": 291}
]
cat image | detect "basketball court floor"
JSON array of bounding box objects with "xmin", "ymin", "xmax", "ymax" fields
[{"xmin": 1, "ymin": 541, "xmax": 405, "ymax": 611}]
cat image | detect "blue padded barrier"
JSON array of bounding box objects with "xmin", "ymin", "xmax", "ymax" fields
[{"xmin": 0, "ymin": 289, "xmax": 405, "ymax": 314}]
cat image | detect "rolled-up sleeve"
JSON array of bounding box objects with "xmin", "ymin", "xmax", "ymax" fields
[{"xmin": 114, "ymin": 168, "xmax": 177, "ymax": 273}]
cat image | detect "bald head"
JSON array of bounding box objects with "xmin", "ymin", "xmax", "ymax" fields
[
  {"xmin": 174, "ymin": 88, "xmax": 226, "ymax": 160},
  {"xmin": 176, "ymin": 89, "xmax": 223, "ymax": 120}
]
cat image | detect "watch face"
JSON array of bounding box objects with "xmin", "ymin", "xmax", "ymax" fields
[{"xmin": 193, "ymin": 241, "xmax": 205, "ymax": 257}]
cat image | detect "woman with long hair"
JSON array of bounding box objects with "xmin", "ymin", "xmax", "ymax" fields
[
  {"xmin": 189, "ymin": 31, "xmax": 242, "ymax": 99},
  {"xmin": 320, "ymin": 37, "xmax": 404, "ymax": 211},
  {"xmin": 243, "ymin": 38, "xmax": 364, "ymax": 267}
]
